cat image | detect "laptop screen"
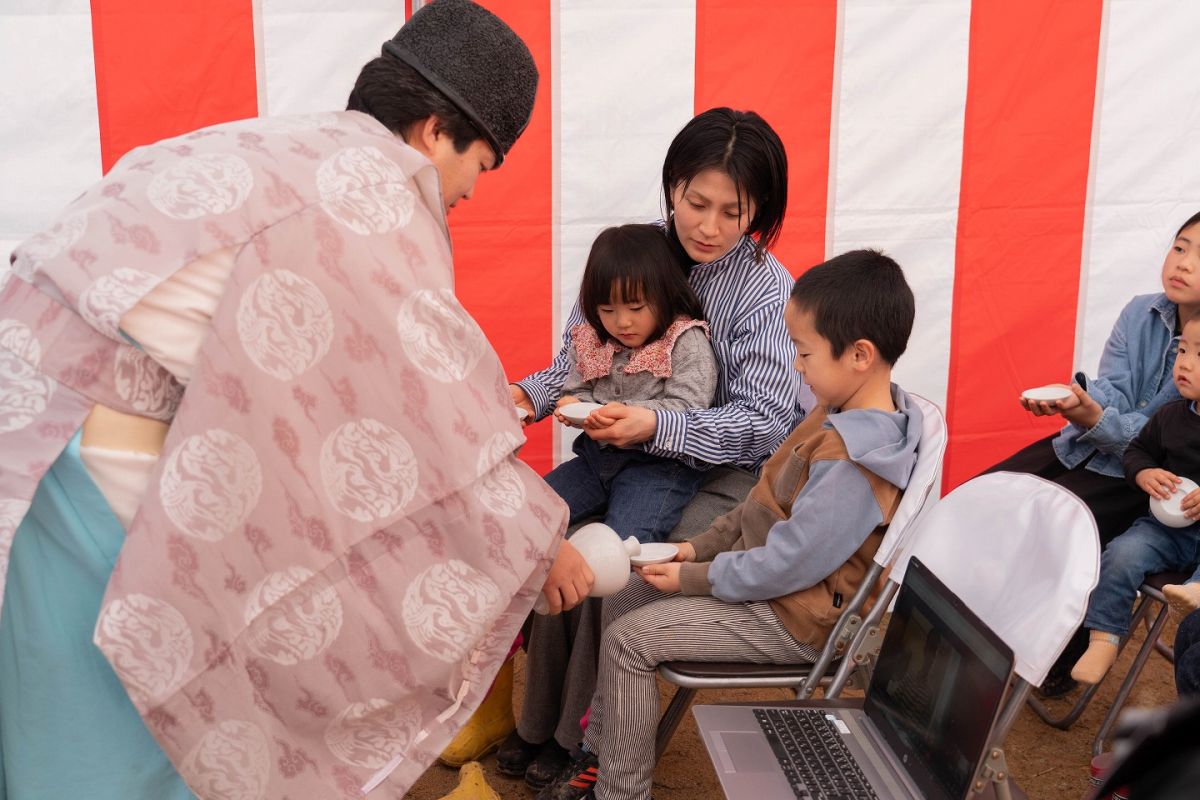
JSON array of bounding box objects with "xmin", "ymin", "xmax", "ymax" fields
[{"xmin": 863, "ymin": 557, "xmax": 1014, "ymax": 800}]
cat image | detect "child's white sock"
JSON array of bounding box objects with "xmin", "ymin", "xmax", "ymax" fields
[{"xmin": 1070, "ymin": 631, "xmax": 1120, "ymax": 685}]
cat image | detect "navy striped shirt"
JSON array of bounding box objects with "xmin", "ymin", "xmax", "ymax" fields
[{"xmin": 517, "ymin": 232, "xmax": 809, "ymax": 471}]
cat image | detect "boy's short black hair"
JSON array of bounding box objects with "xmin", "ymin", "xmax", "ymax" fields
[
  {"xmin": 579, "ymin": 224, "xmax": 704, "ymax": 345},
  {"xmin": 789, "ymin": 249, "xmax": 914, "ymax": 365}
]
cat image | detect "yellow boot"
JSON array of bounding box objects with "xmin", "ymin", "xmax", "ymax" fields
[
  {"xmin": 435, "ymin": 762, "xmax": 501, "ymax": 800},
  {"xmin": 438, "ymin": 657, "xmax": 516, "ymax": 767}
]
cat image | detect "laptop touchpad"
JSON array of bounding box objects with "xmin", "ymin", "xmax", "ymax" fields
[{"xmin": 717, "ymin": 732, "xmax": 779, "ymax": 773}]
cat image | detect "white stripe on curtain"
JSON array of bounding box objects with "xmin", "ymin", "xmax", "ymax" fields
[
  {"xmin": 1077, "ymin": 0, "xmax": 1200, "ymax": 375},
  {"xmin": 555, "ymin": 0, "xmax": 697, "ymax": 465},
  {"xmin": 0, "ymin": 0, "xmax": 101, "ymax": 270},
  {"xmin": 829, "ymin": 0, "xmax": 971, "ymax": 410},
  {"xmin": 258, "ymin": 0, "xmax": 405, "ymax": 117}
]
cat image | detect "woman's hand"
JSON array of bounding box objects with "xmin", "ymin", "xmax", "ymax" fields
[
  {"xmin": 639, "ymin": 562, "xmax": 682, "ymax": 594},
  {"xmin": 511, "ymin": 384, "xmax": 535, "ymax": 427},
  {"xmin": 1136, "ymin": 467, "xmax": 1181, "ymax": 500},
  {"xmin": 540, "ymin": 539, "xmax": 594, "ymax": 614},
  {"xmin": 585, "ymin": 403, "xmax": 657, "ymax": 447},
  {"xmin": 674, "ymin": 541, "xmax": 696, "ymax": 562}
]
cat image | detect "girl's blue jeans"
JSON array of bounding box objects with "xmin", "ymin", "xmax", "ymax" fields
[{"xmin": 543, "ymin": 434, "xmax": 707, "ymax": 544}]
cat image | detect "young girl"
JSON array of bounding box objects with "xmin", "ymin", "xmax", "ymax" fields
[{"xmin": 544, "ymin": 223, "xmax": 718, "ymax": 545}]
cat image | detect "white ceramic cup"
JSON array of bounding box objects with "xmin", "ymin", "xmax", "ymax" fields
[
  {"xmin": 558, "ymin": 401, "xmax": 603, "ymax": 425},
  {"xmin": 1150, "ymin": 477, "xmax": 1200, "ymax": 528},
  {"xmin": 1021, "ymin": 385, "xmax": 1073, "ymax": 403}
]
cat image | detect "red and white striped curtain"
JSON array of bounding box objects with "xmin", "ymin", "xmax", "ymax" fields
[{"xmin": 3, "ymin": 0, "xmax": 1199, "ymax": 491}]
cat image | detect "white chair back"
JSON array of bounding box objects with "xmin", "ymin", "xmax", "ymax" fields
[
  {"xmin": 890, "ymin": 471, "xmax": 1099, "ymax": 685},
  {"xmin": 874, "ymin": 393, "xmax": 947, "ymax": 567}
]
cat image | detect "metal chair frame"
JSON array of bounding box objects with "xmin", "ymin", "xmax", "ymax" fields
[{"xmin": 1027, "ymin": 571, "xmax": 1183, "ymax": 756}]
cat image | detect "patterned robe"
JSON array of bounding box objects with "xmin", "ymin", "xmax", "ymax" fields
[{"xmin": 0, "ymin": 110, "xmax": 566, "ymax": 798}]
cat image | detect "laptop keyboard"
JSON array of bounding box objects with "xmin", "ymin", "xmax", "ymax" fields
[{"xmin": 754, "ymin": 708, "xmax": 879, "ymax": 800}]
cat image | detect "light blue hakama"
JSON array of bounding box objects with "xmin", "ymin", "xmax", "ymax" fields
[{"xmin": 0, "ymin": 433, "xmax": 193, "ymax": 799}]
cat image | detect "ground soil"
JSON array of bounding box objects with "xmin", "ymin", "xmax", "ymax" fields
[{"xmin": 405, "ymin": 615, "xmax": 1179, "ymax": 799}]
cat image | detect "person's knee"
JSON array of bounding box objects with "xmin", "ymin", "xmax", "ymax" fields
[{"xmin": 1100, "ymin": 535, "xmax": 1152, "ymax": 577}]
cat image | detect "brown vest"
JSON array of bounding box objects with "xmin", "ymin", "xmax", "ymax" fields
[{"xmin": 693, "ymin": 408, "xmax": 902, "ymax": 647}]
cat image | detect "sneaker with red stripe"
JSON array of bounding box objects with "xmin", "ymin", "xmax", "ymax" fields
[{"xmin": 533, "ymin": 750, "xmax": 600, "ymax": 800}]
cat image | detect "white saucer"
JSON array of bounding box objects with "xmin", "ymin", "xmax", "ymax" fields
[
  {"xmin": 1150, "ymin": 477, "xmax": 1200, "ymax": 528},
  {"xmin": 558, "ymin": 401, "xmax": 603, "ymax": 425},
  {"xmin": 515, "ymin": 406, "xmax": 530, "ymax": 421},
  {"xmin": 630, "ymin": 542, "xmax": 679, "ymax": 566},
  {"xmin": 1021, "ymin": 385, "xmax": 1072, "ymax": 403}
]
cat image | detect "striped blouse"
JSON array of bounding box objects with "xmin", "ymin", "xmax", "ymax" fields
[{"xmin": 516, "ymin": 232, "xmax": 809, "ymax": 471}]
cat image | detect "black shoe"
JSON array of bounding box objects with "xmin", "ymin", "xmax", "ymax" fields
[
  {"xmin": 496, "ymin": 730, "xmax": 541, "ymax": 777},
  {"xmin": 524, "ymin": 740, "xmax": 571, "ymax": 789},
  {"xmin": 533, "ymin": 750, "xmax": 599, "ymax": 800},
  {"xmin": 1037, "ymin": 670, "xmax": 1078, "ymax": 699}
]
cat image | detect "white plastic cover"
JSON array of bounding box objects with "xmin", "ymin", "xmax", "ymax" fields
[
  {"xmin": 889, "ymin": 472, "xmax": 1101, "ymax": 685},
  {"xmin": 874, "ymin": 393, "xmax": 948, "ymax": 567}
]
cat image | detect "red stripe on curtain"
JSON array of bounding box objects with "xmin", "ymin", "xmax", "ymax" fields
[
  {"xmin": 90, "ymin": 0, "xmax": 258, "ymax": 173},
  {"xmin": 451, "ymin": 1, "xmax": 554, "ymax": 475},
  {"xmin": 694, "ymin": 0, "xmax": 837, "ymax": 275},
  {"xmin": 943, "ymin": 0, "xmax": 1103, "ymax": 490}
]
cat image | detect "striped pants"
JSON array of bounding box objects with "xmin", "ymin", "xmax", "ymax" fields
[{"xmin": 583, "ymin": 579, "xmax": 818, "ymax": 800}]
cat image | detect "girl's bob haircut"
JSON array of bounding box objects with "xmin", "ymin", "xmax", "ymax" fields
[
  {"xmin": 579, "ymin": 224, "xmax": 704, "ymax": 345},
  {"xmin": 662, "ymin": 107, "xmax": 788, "ymax": 262}
]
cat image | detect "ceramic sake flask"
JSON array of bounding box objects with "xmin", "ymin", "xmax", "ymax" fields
[{"xmin": 534, "ymin": 522, "xmax": 640, "ymax": 614}]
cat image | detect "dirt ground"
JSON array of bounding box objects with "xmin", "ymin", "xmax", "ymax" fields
[{"xmin": 405, "ymin": 615, "xmax": 1179, "ymax": 799}]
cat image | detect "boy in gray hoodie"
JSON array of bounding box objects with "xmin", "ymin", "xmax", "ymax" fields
[{"xmin": 536, "ymin": 249, "xmax": 921, "ymax": 800}]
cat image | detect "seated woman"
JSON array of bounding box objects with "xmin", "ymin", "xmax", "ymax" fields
[
  {"xmin": 495, "ymin": 108, "xmax": 807, "ymax": 788},
  {"xmin": 984, "ymin": 210, "xmax": 1200, "ymax": 693}
]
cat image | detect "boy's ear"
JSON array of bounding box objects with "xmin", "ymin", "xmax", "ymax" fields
[{"xmin": 851, "ymin": 338, "xmax": 877, "ymax": 370}]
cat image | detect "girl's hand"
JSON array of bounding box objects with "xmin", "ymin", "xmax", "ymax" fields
[
  {"xmin": 581, "ymin": 402, "xmax": 620, "ymax": 432},
  {"xmin": 553, "ymin": 395, "xmax": 580, "ymax": 427},
  {"xmin": 586, "ymin": 403, "xmax": 656, "ymax": 447},
  {"xmin": 639, "ymin": 562, "xmax": 682, "ymax": 594},
  {"xmin": 1136, "ymin": 468, "xmax": 1181, "ymax": 500},
  {"xmin": 511, "ymin": 384, "xmax": 535, "ymax": 427},
  {"xmin": 674, "ymin": 542, "xmax": 697, "ymax": 562}
]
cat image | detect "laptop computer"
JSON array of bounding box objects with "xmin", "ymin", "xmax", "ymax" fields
[{"xmin": 694, "ymin": 556, "xmax": 1015, "ymax": 800}]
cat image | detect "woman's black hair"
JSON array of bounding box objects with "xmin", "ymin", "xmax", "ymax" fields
[
  {"xmin": 347, "ymin": 56, "xmax": 482, "ymax": 152},
  {"xmin": 579, "ymin": 224, "xmax": 704, "ymax": 345},
  {"xmin": 661, "ymin": 107, "xmax": 788, "ymax": 262},
  {"xmin": 1177, "ymin": 211, "xmax": 1200, "ymax": 239}
]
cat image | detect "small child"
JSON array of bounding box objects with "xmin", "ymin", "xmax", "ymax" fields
[
  {"xmin": 1073, "ymin": 314, "xmax": 1200, "ymax": 684},
  {"xmin": 543, "ymin": 223, "xmax": 718, "ymax": 544},
  {"xmin": 537, "ymin": 249, "xmax": 921, "ymax": 800}
]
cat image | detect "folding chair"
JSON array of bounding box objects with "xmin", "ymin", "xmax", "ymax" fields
[
  {"xmin": 876, "ymin": 472, "xmax": 1100, "ymax": 798},
  {"xmin": 653, "ymin": 393, "xmax": 947, "ymax": 758},
  {"xmin": 1028, "ymin": 569, "xmax": 1186, "ymax": 756}
]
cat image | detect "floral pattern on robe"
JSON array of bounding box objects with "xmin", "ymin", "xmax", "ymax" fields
[{"xmin": 0, "ymin": 110, "xmax": 567, "ymax": 798}]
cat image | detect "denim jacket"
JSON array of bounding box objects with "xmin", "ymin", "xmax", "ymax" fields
[{"xmin": 1053, "ymin": 293, "xmax": 1182, "ymax": 477}]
